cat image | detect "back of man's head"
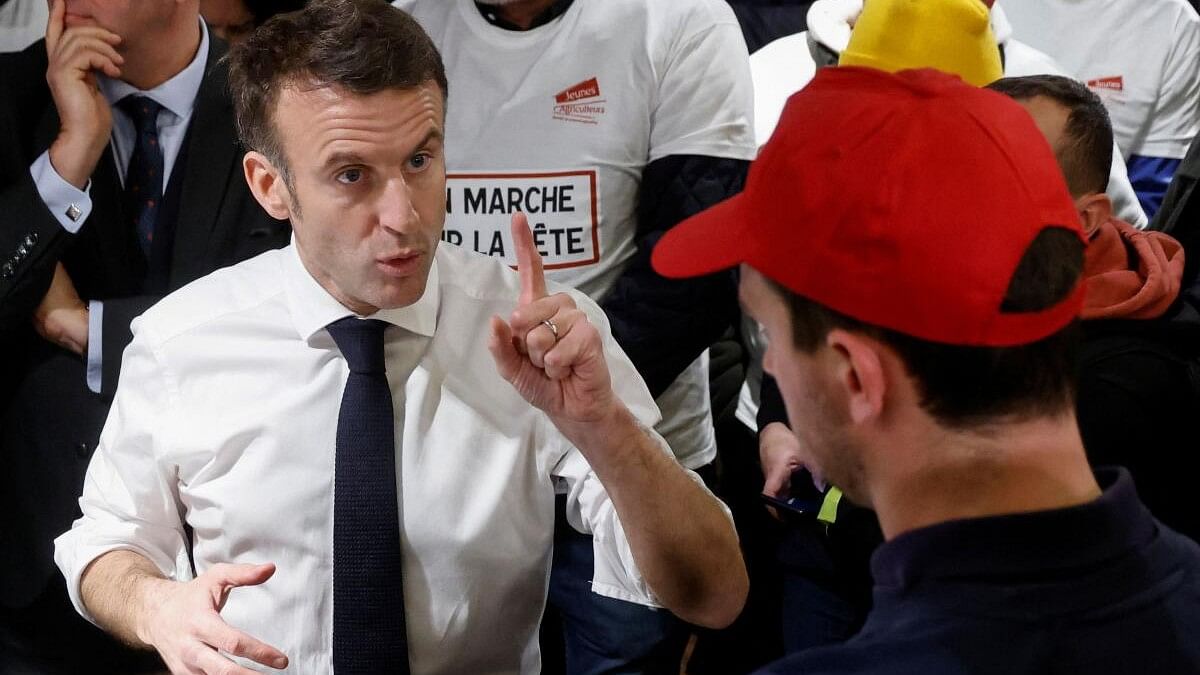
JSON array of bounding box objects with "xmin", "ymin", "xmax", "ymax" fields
[
  {"xmin": 988, "ymin": 75, "xmax": 1114, "ymax": 198},
  {"xmin": 764, "ymin": 234, "xmax": 1083, "ymax": 429},
  {"xmin": 226, "ymin": 0, "xmax": 447, "ymax": 178}
]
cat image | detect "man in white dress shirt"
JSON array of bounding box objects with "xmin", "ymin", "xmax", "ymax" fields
[{"xmin": 52, "ymin": 1, "xmax": 747, "ymax": 673}]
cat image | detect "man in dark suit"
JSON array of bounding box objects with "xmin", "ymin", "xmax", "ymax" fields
[{"xmin": 0, "ymin": 1, "xmax": 288, "ymax": 671}]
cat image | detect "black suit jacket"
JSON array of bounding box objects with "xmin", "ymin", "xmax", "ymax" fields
[{"xmin": 0, "ymin": 36, "xmax": 289, "ymax": 606}]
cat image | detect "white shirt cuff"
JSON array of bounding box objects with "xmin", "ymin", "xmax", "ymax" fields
[
  {"xmin": 87, "ymin": 301, "xmax": 103, "ymax": 394},
  {"xmin": 30, "ymin": 152, "xmax": 92, "ymax": 234}
]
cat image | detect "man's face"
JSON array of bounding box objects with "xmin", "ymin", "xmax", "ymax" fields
[
  {"xmin": 739, "ymin": 265, "xmax": 869, "ymax": 502},
  {"xmin": 271, "ymin": 82, "xmax": 447, "ymax": 315},
  {"xmin": 59, "ymin": 0, "xmax": 174, "ymax": 37}
]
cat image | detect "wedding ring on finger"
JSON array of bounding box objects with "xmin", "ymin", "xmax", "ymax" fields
[{"xmin": 541, "ymin": 318, "xmax": 560, "ymax": 342}]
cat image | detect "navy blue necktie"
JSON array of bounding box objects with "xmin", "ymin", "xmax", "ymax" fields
[
  {"xmin": 117, "ymin": 95, "xmax": 164, "ymax": 258},
  {"xmin": 326, "ymin": 317, "xmax": 410, "ymax": 674}
]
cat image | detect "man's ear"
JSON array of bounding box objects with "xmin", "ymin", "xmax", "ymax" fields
[
  {"xmin": 244, "ymin": 151, "xmax": 293, "ymax": 220},
  {"xmin": 1075, "ymin": 191, "xmax": 1113, "ymax": 238},
  {"xmin": 825, "ymin": 328, "xmax": 887, "ymax": 425}
]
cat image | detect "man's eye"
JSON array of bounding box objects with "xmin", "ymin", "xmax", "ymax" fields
[
  {"xmin": 408, "ymin": 153, "xmax": 430, "ymax": 171},
  {"xmin": 337, "ymin": 169, "xmax": 362, "ymax": 184}
]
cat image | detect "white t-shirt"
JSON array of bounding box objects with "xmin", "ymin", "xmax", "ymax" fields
[
  {"xmin": 1002, "ymin": 0, "xmax": 1200, "ymax": 161},
  {"xmin": 394, "ymin": 0, "xmax": 757, "ymax": 468}
]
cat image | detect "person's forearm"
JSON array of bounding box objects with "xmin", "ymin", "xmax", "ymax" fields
[
  {"xmin": 80, "ymin": 549, "xmax": 173, "ymax": 649},
  {"xmin": 555, "ymin": 404, "xmax": 748, "ymax": 628}
]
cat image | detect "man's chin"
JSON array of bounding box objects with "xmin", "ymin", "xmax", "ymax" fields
[{"xmin": 373, "ymin": 278, "xmax": 431, "ymax": 311}]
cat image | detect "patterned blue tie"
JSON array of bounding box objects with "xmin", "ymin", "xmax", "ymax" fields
[
  {"xmin": 117, "ymin": 95, "xmax": 165, "ymax": 258},
  {"xmin": 326, "ymin": 317, "xmax": 410, "ymax": 674}
]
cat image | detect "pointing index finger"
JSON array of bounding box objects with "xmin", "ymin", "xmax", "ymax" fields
[{"xmin": 512, "ymin": 211, "xmax": 547, "ymax": 305}]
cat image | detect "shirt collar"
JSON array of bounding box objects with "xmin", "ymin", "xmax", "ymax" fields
[
  {"xmin": 870, "ymin": 468, "xmax": 1157, "ymax": 591},
  {"xmin": 99, "ymin": 19, "xmax": 210, "ymax": 120},
  {"xmin": 283, "ymin": 241, "xmax": 440, "ymax": 342},
  {"xmin": 473, "ymin": 0, "xmax": 574, "ymax": 31}
]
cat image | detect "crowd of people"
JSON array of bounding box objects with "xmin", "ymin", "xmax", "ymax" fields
[{"xmin": 1, "ymin": 0, "xmax": 1198, "ymax": 674}]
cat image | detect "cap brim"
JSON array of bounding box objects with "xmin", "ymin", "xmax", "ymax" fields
[{"xmin": 652, "ymin": 193, "xmax": 752, "ymax": 279}]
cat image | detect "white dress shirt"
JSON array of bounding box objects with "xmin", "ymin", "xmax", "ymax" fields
[
  {"xmin": 27, "ymin": 20, "xmax": 209, "ymax": 392},
  {"xmin": 54, "ymin": 241, "xmax": 693, "ymax": 674}
]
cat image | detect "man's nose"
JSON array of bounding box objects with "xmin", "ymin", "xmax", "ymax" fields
[{"xmin": 379, "ymin": 177, "xmax": 419, "ymax": 234}]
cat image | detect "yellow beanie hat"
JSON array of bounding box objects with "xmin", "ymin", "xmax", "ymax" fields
[{"xmin": 839, "ymin": 0, "xmax": 1003, "ymax": 87}]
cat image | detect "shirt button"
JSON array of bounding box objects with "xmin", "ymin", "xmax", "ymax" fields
[
  {"xmin": 75, "ymin": 442, "xmax": 90, "ymax": 458},
  {"xmin": 1, "ymin": 264, "xmax": 12, "ymax": 279},
  {"xmin": 23, "ymin": 235, "xmax": 36, "ymax": 248},
  {"xmin": 16, "ymin": 245, "xmax": 27, "ymax": 258}
]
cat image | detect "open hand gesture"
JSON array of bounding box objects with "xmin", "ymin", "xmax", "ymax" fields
[{"xmin": 140, "ymin": 562, "xmax": 289, "ymax": 674}]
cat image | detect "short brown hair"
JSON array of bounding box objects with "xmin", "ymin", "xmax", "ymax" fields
[
  {"xmin": 987, "ymin": 75, "xmax": 1113, "ymax": 197},
  {"xmin": 768, "ymin": 229, "xmax": 1085, "ymax": 428},
  {"xmin": 226, "ymin": 0, "xmax": 447, "ymax": 177}
]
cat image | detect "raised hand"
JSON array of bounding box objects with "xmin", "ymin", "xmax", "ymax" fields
[
  {"xmin": 44, "ymin": 0, "xmax": 122, "ymax": 189},
  {"xmin": 488, "ymin": 212, "xmax": 618, "ymax": 426},
  {"xmin": 489, "ymin": 216, "xmax": 750, "ymax": 631},
  {"xmin": 138, "ymin": 562, "xmax": 289, "ymax": 674}
]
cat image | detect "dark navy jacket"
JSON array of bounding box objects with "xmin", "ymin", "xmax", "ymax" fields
[{"xmin": 756, "ymin": 469, "xmax": 1200, "ymax": 674}]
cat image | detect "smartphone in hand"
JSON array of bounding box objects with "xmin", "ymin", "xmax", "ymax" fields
[{"xmin": 760, "ymin": 492, "xmax": 822, "ymax": 522}]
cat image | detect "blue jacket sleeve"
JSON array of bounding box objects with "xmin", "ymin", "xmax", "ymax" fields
[{"xmin": 1128, "ymin": 155, "xmax": 1184, "ymax": 220}]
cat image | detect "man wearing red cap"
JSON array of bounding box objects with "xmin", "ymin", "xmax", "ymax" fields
[{"xmin": 653, "ymin": 65, "xmax": 1200, "ymax": 673}]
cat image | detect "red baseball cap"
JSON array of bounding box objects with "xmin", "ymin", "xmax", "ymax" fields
[{"xmin": 652, "ymin": 66, "xmax": 1086, "ymax": 347}]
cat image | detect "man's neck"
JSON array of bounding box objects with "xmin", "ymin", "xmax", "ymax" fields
[
  {"xmin": 119, "ymin": 17, "xmax": 202, "ymax": 91},
  {"xmin": 479, "ymin": 0, "xmax": 560, "ymax": 30},
  {"xmin": 871, "ymin": 414, "xmax": 1103, "ymax": 540}
]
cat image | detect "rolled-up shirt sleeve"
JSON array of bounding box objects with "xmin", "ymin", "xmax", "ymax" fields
[
  {"xmin": 550, "ymin": 291, "xmax": 729, "ymax": 607},
  {"xmin": 53, "ymin": 318, "xmax": 192, "ymax": 623}
]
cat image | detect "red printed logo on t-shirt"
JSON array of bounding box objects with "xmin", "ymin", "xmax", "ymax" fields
[
  {"xmin": 1087, "ymin": 76, "xmax": 1124, "ymax": 92},
  {"xmin": 553, "ymin": 78, "xmax": 605, "ymax": 124}
]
